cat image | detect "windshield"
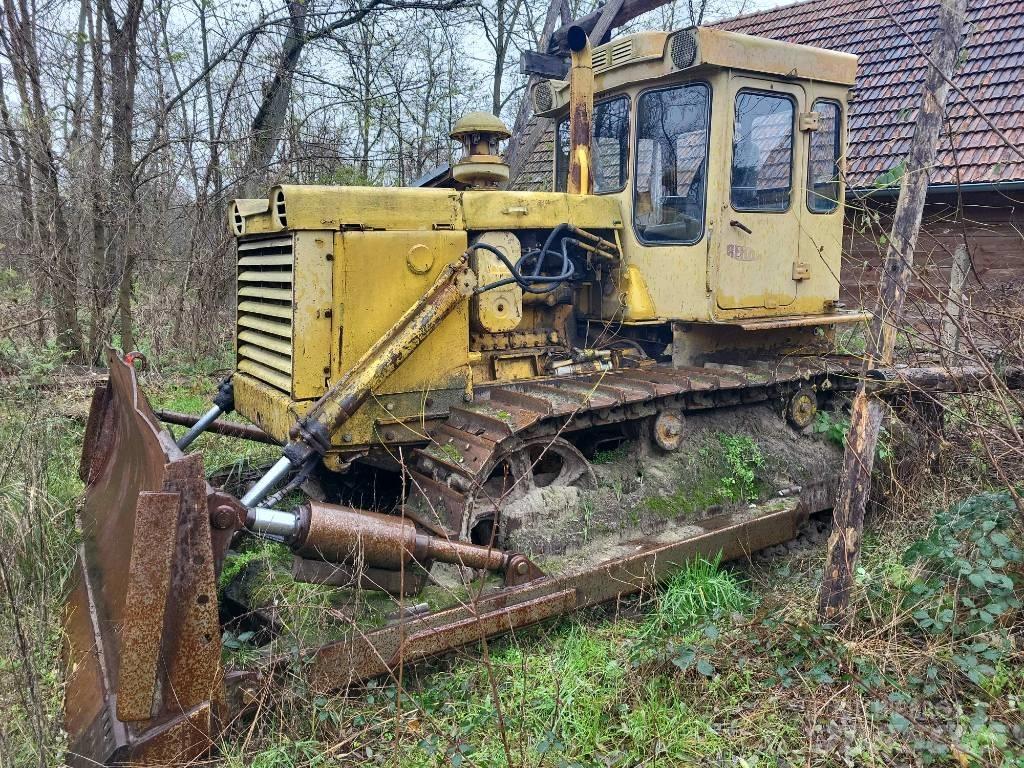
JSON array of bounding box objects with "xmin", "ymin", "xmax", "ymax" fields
[{"xmin": 633, "ymin": 83, "xmax": 711, "ymax": 244}]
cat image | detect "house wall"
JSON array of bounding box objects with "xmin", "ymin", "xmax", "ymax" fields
[{"xmin": 840, "ymin": 190, "xmax": 1024, "ymax": 309}]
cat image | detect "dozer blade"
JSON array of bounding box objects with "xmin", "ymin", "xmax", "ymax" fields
[{"xmin": 63, "ymin": 350, "xmax": 245, "ymax": 767}]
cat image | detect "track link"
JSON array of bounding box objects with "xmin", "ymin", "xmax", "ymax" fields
[{"xmin": 409, "ymin": 356, "xmax": 857, "ymax": 538}]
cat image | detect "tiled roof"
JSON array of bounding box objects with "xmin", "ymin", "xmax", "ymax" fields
[
  {"xmin": 718, "ymin": 0, "xmax": 1024, "ymax": 187},
  {"xmin": 511, "ymin": 0, "xmax": 1024, "ymax": 190},
  {"xmin": 510, "ymin": 121, "xmax": 557, "ymax": 191}
]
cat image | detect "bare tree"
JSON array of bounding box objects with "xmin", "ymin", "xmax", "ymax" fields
[{"xmin": 818, "ymin": 0, "xmax": 968, "ymax": 624}]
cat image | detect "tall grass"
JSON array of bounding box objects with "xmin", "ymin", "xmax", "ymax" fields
[{"xmin": 0, "ymin": 394, "xmax": 82, "ymax": 767}]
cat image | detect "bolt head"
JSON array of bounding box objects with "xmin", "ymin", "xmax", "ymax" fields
[{"xmin": 212, "ymin": 504, "xmax": 237, "ymax": 530}]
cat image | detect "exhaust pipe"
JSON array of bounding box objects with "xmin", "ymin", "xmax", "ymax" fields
[{"xmin": 566, "ymin": 25, "xmax": 594, "ymax": 196}]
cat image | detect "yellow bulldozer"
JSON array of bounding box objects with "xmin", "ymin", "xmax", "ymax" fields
[{"xmin": 62, "ymin": 25, "xmax": 1011, "ymax": 766}]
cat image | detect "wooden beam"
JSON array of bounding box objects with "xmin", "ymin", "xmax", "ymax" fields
[
  {"xmin": 589, "ymin": 0, "xmax": 626, "ymax": 45},
  {"xmin": 817, "ymin": 0, "xmax": 968, "ymax": 624},
  {"xmin": 547, "ymin": 0, "xmax": 666, "ymax": 54}
]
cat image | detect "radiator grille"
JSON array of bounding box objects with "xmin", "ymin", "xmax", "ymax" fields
[{"xmin": 236, "ymin": 235, "xmax": 294, "ymax": 393}]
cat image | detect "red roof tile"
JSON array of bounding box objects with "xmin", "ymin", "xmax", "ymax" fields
[{"xmin": 718, "ymin": 0, "xmax": 1024, "ymax": 187}]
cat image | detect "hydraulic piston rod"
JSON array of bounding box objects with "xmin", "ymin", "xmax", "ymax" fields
[
  {"xmin": 248, "ymin": 501, "xmax": 543, "ymax": 584},
  {"xmin": 175, "ymin": 378, "xmax": 235, "ymax": 450}
]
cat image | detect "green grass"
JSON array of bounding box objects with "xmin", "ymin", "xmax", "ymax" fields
[
  {"xmin": 643, "ymin": 433, "xmax": 766, "ymax": 519},
  {"xmin": 640, "ymin": 555, "xmax": 753, "ymax": 638},
  {"xmin": 3, "ymin": 361, "xmax": 1024, "ymax": 768}
]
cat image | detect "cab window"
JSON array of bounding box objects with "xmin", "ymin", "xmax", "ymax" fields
[
  {"xmin": 632, "ymin": 83, "xmax": 710, "ymax": 244},
  {"xmin": 555, "ymin": 96, "xmax": 629, "ymax": 193},
  {"xmin": 730, "ymin": 91, "xmax": 794, "ymax": 212},
  {"xmin": 807, "ymin": 100, "xmax": 842, "ymax": 213}
]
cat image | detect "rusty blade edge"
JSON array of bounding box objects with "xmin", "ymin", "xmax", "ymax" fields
[{"xmin": 303, "ymin": 481, "xmax": 831, "ymax": 693}]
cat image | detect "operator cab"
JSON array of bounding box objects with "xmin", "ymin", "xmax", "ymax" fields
[{"xmin": 534, "ymin": 27, "xmax": 859, "ymax": 327}]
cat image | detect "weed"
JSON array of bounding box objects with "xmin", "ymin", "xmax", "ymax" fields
[
  {"xmin": 592, "ymin": 444, "xmax": 628, "ymax": 464},
  {"xmin": 639, "ymin": 555, "xmax": 752, "ymax": 641},
  {"xmin": 717, "ymin": 434, "xmax": 764, "ymax": 503},
  {"xmin": 439, "ymin": 442, "xmax": 463, "ymax": 463},
  {"xmin": 813, "ymin": 410, "xmax": 849, "ymax": 446}
]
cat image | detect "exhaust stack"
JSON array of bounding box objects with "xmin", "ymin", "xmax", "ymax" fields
[{"xmin": 566, "ymin": 26, "xmax": 594, "ymax": 195}]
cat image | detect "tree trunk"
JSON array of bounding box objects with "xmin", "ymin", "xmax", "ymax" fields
[
  {"xmin": 102, "ymin": 0, "xmax": 143, "ymax": 353},
  {"xmin": 818, "ymin": 0, "xmax": 968, "ymax": 624},
  {"xmin": 87, "ymin": 1, "xmax": 109, "ymax": 361},
  {"xmin": 245, "ymin": 0, "xmax": 310, "ymax": 194},
  {"xmin": 1, "ymin": 0, "xmax": 85, "ymax": 359}
]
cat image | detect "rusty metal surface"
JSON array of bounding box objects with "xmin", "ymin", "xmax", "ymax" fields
[
  {"xmin": 117, "ymin": 492, "xmax": 179, "ymax": 722},
  {"xmin": 296, "ymin": 501, "xmax": 516, "ymax": 575},
  {"xmin": 306, "ymin": 485, "xmax": 827, "ymax": 691},
  {"xmin": 157, "ymin": 409, "xmax": 279, "ymax": 444},
  {"xmin": 63, "ymin": 350, "xmax": 228, "ymax": 767},
  {"xmin": 566, "ymin": 27, "xmax": 594, "ymax": 195},
  {"xmin": 292, "ymin": 556, "xmax": 429, "ymax": 596}
]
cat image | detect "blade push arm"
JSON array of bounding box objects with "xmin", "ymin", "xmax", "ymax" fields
[{"xmin": 242, "ymin": 254, "xmax": 477, "ymax": 507}]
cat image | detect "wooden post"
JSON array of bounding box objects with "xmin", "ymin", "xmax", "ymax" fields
[
  {"xmin": 941, "ymin": 243, "xmax": 970, "ymax": 363},
  {"xmin": 818, "ymin": 0, "xmax": 967, "ymax": 623}
]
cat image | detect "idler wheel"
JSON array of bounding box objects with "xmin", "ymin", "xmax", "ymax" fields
[
  {"xmin": 786, "ymin": 386, "xmax": 818, "ymax": 429},
  {"xmin": 466, "ymin": 436, "xmax": 594, "ymax": 542},
  {"xmin": 651, "ymin": 409, "xmax": 685, "ymax": 452}
]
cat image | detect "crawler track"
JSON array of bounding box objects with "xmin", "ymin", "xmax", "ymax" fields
[{"xmin": 409, "ymin": 355, "xmax": 860, "ymax": 539}]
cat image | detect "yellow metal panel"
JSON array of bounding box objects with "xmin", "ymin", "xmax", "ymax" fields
[
  {"xmin": 238, "ymin": 270, "xmax": 291, "ymax": 283},
  {"xmin": 238, "ymin": 329, "xmax": 291, "ymax": 355},
  {"xmin": 270, "ymin": 185, "xmax": 462, "ymax": 231},
  {"xmin": 620, "ymin": 265, "xmax": 657, "ymax": 321},
  {"xmin": 462, "ymin": 191, "xmax": 622, "ymax": 231},
  {"xmin": 471, "ymin": 232, "xmax": 522, "ymax": 332},
  {"xmin": 239, "ymin": 286, "xmax": 291, "ymax": 302},
  {"xmin": 238, "ymin": 360, "xmax": 292, "ymax": 393},
  {"xmin": 233, "ymin": 373, "xmax": 313, "ymax": 442},
  {"xmin": 336, "ymin": 230, "xmax": 469, "ymax": 397},
  {"xmin": 238, "ymin": 344, "xmax": 291, "ymax": 374},
  {"xmin": 696, "ymin": 28, "xmax": 857, "ymax": 87},
  {"xmin": 238, "ymin": 254, "xmax": 293, "ymax": 267},
  {"xmin": 238, "ymin": 315, "xmax": 291, "ymax": 337},
  {"xmin": 794, "ymin": 83, "xmax": 850, "ymax": 314},
  {"xmin": 291, "ymin": 231, "xmax": 334, "ymax": 400},
  {"xmin": 238, "ymin": 300, "xmax": 290, "ymax": 319}
]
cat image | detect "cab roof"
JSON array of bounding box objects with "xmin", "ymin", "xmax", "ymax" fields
[{"xmin": 532, "ymin": 26, "xmax": 857, "ymax": 118}]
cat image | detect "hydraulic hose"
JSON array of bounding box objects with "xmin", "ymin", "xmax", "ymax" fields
[{"xmin": 475, "ymin": 223, "xmax": 577, "ymax": 294}]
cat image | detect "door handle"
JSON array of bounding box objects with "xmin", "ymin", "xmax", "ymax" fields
[{"xmin": 729, "ymin": 219, "xmax": 753, "ymax": 235}]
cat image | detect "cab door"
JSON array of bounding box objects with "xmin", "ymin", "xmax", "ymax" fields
[{"xmin": 713, "ymin": 75, "xmax": 805, "ymax": 314}]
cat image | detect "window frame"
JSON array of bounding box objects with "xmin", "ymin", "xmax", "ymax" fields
[
  {"xmin": 729, "ymin": 87, "xmax": 797, "ymax": 215},
  {"xmin": 631, "ymin": 80, "xmax": 713, "ymax": 247},
  {"xmin": 805, "ymin": 98, "xmax": 843, "ymax": 215},
  {"xmin": 555, "ymin": 94, "xmax": 632, "ymax": 195}
]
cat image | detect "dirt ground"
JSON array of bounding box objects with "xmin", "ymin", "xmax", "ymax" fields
[{"xmin": 501, "ymin": 404, "xmax": 843, "ymax": 558}]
